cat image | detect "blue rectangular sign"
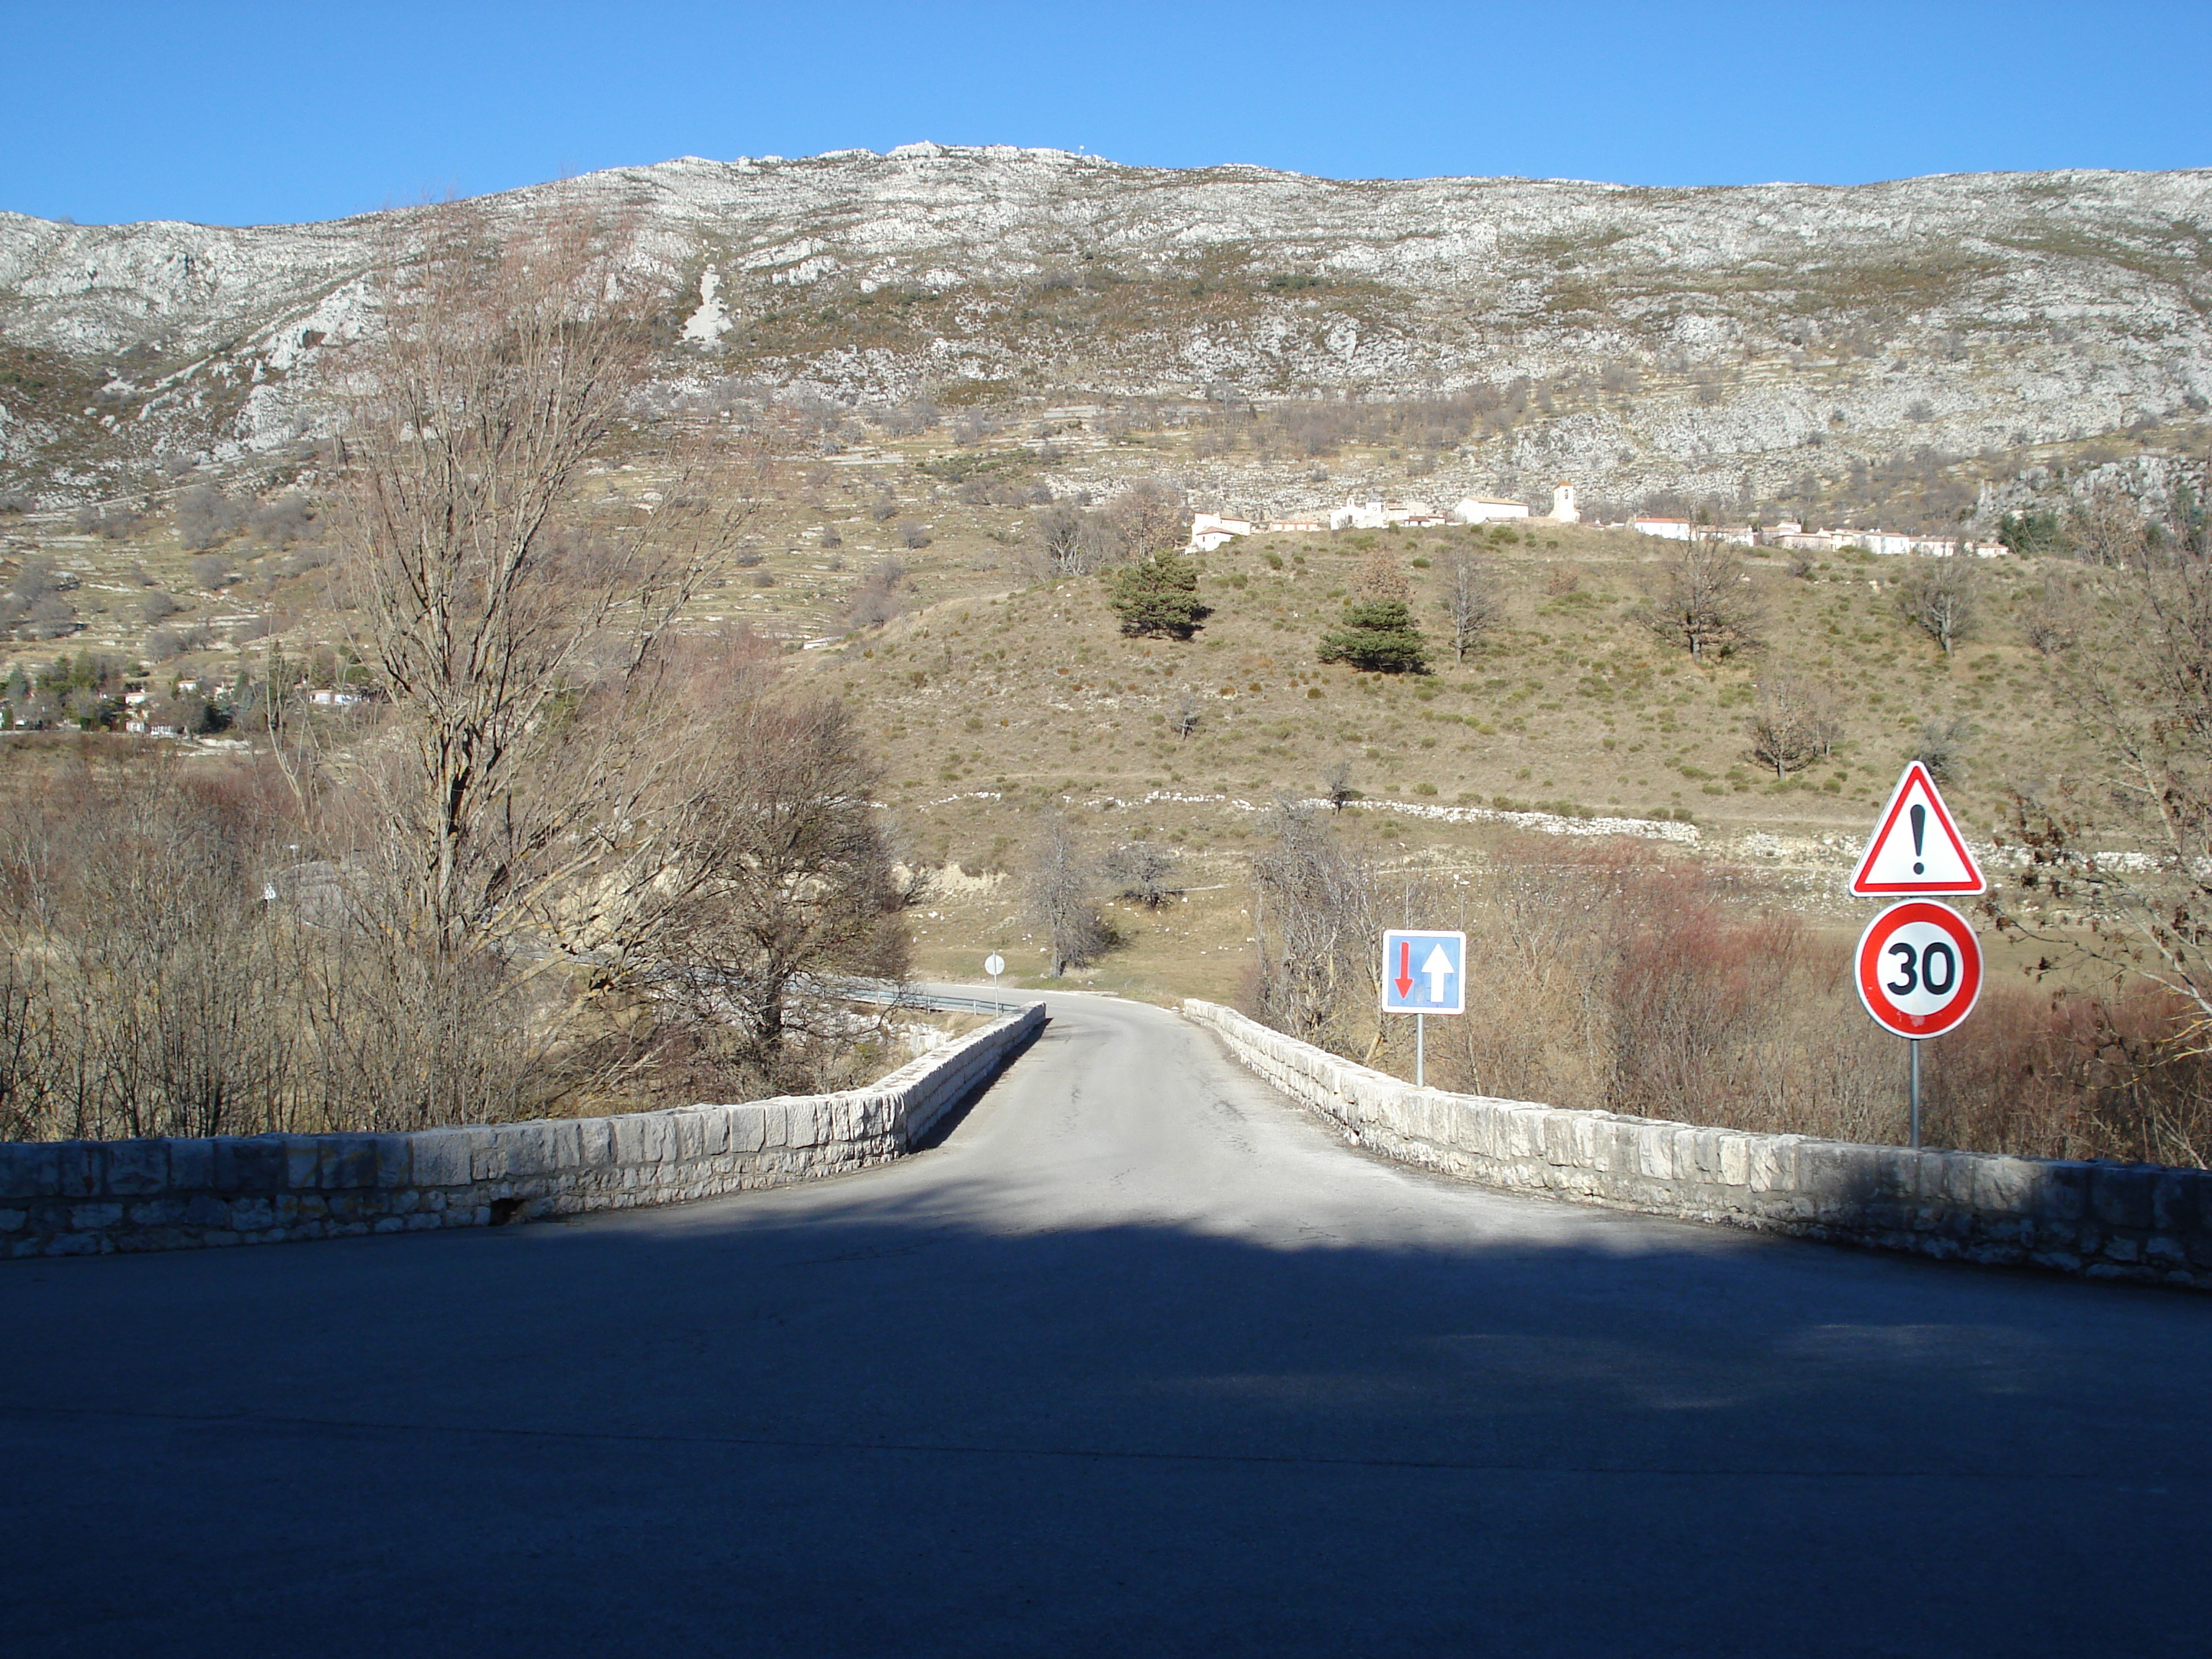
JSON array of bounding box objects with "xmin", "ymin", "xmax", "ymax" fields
[{"xmin": 1381, "ymin": 929, "xmax": 1466, "ymax": 1015}]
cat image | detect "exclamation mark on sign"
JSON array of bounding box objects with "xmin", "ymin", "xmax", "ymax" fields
[{"xmin": 1910, "ymin": 804, "xmax": 1926, "ymax": 876}]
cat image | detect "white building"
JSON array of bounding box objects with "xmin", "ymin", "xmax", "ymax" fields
[
  {"xmin": 1632, "ymin": 516, "xmax": 1694, "ymax": 541},
  {"xmin": 1548, "ymin": 482, "xmax": 1580, "ymax": 523},
  {"xmin": 1187, "ymin": 513, "xmax": 1255, "ymax": 552},
  {"xmin": 1330, "ymin": 495, "xmax": 1439, "ymax": 531},
  {"xmin": 1452, "ymin": 496, "xmax": 1531, "ymax": 525}
]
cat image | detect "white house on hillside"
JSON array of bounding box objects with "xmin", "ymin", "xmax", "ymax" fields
[
  {"xmin": 1453, "ymin": 496, "xmax": 1530, "ymax": 524},
  {"xmin": 1549, "ymin": 482, "xmax": 1580, "ymax": 523},
  {"xmin": 1331, "ymin": 495, "xmax": 1445, "ymax": 530},
  {"xmin": 1188, "ymin": 513, "xmax": 1255, "ymax": 552}
]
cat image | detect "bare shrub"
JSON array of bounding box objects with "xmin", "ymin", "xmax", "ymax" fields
[
  {"xmin": 899, "ymin": 520, "xmax": 932, "ymax": 549},
  {"xmin": 142, "ymin": 590, "xmax": 179, "ymax": 625},
  {"xmin": 174, "ymin": 485, "xmax": 249, "ymax": 550},
  {"xmin": 1171, "ymin": 691, "xmax": 1203, "ymax": 741},
  {"xmin": 249, "ymin": 492, "xmax": 318, "ymax": 548},
  {"xmin": 1418, "ymin": 844, "xmax": 2210, "ymax": 1164},
  {"xmin": 845, "ymin": 557, "xmax": 908, "ymax": 629},
  {"xmin": 189, "ymin": 552, "xmax": 233, "ymax": 590},
  {"xmin": 1747, "ymin": 675, "xmax": 1839, "ymax": 779},
  {"xmin": 9, "ymin": 554, "xmax": 59, "ymax": 603},
  {"xmin": 24, "ymin": 595, "xmax": 78, "ymax": 640},
  {"xmin": 1103, "ymin": 840, "xmax": 1178, "ymax": 909},
  {"xmin": 1915, "ymin": 716, "xmax": 1973, "ymax": 783},
  {"xmin": 72, "ymin": 505, "xmax": 141, "ymax": 539}
]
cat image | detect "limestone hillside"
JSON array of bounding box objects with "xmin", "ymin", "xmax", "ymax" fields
[{"xmin": 3, "ymin": 144, "xmax": 2209, "ymax": 523}]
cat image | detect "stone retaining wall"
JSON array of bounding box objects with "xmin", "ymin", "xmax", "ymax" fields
[
  {"xmin": 1185, "ymin": 999, "xmax": 2212, "ymax": 1289},
  {"xmin": 0, "ymin": 1002, "xmax": 1046, "ymax": 1259}
]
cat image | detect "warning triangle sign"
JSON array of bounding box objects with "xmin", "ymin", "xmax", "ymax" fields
[{"xmin": 1851, "ymin": 762, "xmax": 1984, "ymax": 895}]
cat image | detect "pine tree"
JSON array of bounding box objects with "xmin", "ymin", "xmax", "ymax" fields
[
  {"xmin": 1107, "ymin": 549, "xmax": 1210, "ymax": 639},
  {"xmin": 1318, "ymin": 598, "xmax": 1429, "ymax": 674}
]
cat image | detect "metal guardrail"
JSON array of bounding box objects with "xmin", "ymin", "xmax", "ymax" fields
[{"xmin": 823, "ymin": 979, "xmax": 1035, "ymax": 1017}]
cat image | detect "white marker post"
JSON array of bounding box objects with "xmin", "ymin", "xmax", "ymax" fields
[
  {"xmin": 1380, "ymin": 930, "xmax": 1466, "ymax": 1087},
  {"xmin": 1850, "ymin": 765, "xmax": 1987, "ymax": 1146}
]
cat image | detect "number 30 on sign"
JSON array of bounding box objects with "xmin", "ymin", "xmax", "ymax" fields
[{"xmin": 1855, "ymin": 899, "xmax": 1983, "ymax": 1039}]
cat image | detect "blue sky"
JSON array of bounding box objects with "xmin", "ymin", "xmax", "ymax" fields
[{"xmin": 4, "ymin": 1, "xmax": 2208, "ymax": 226}]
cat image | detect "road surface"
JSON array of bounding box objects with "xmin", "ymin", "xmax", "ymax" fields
[{"xmin": 4, "ymin": 991, "xmax": 2206, "ymax": 1656}]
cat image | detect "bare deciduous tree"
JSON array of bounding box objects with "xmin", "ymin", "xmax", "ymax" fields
[
  {"xmin": 1895, "ymin": 551, "xmax": 1981, "ymax": 655},
  {"xmin": 1028, "ymin": 812, "xmax": 1109, "ymax": 978},
  {"xmin": 1639, "ymin": 540, "xmax": 1763, "ymax": 660},
  {"xmin": 1437, "ymin": 547, "xmax": 1500, "ymax": 663},
  {"xmin": 1997, "ymin": 539, "xmax": 2212, "ymax": 1127},
  {"xmin": 1323, "ymin": 757, "xmax": 1357, "ymax": 812},
  {"xmin": 1036, "ymin": 503, "xmax": 1112, "ymax": 577},
  {"xmin": 1102, "ymin": 477, "xmax": 1186, "ymax": 563},
  {"xmin": 325, "ymin": 199, "xmax": 748, "ymax": 970},
  {"xmin": 1249, "ymin": 801, "xmax": 1382, "ymax": 1050}
]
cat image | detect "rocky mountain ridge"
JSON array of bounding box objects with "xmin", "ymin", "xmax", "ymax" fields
[{"xmin": 3, "ymin": 143, "xmax": 2208, "ymax": 520}]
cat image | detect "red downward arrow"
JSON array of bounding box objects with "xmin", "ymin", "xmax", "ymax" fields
[{"xmin": 1393, "ymin": 940, "xmax": 1415, "ymax": 999}]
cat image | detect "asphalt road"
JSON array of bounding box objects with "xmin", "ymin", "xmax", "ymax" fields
[{"xmin": 4, "ymin": 991, "xmax": 2208, "ymax": 1657}]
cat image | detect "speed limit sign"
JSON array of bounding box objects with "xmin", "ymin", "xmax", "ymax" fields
[{"xmin": 1856, "ymin": 899, "xmax": 1982, "ymax": 1039}]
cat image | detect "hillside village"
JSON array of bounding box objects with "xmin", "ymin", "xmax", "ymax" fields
[{"xmin": 1190, "ymin": 482, "xmax": 2009, "ymax": 558}]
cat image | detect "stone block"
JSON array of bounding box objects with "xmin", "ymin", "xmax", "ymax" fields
[
  {"xmin": 1797, "ymin": 1142, "xmax": 1872, "ymax": 1213},
  {"xmin": 1637, "ymin": 1124, "xmax": 1674, "ymax": 1182},
  {"xmin": 730, "ymin": 1107, "xmax": 767, "ymax": 1155},
  {"xmin": 1966, "ymin": 1154, "xmax": 2036, "ymax": 1216},
  {"xmin": 408, "ymin": 1128, "xmax": 474, "ymax": 1188},
  {"xmin": 609, "ymin": 1114, "xmax": 649, "ymax": 1166},
  {"xmin": 499, "ymin": 1122, "xmax": 554, "ymax": 1177},
  {"xmin": 467, "ymin": 1128, "xmax": 506, "ymax": 1182},
  {"xmin": 278, "ymin": 1135, "xmax": 325, "ymax": 1190},
  {"xmin": 68, "ymin": 1202, "xmax": 124, "ymax": 1231},
  {"xmin": 0, "ymin": 1207, "xmax": 25, "ymax": 1232},
  {"xmin": 0, "ymin": 1141, "xmax": 60, "ymax": 1199},
  {"xmin": 1719, "ymin": 1134, "xmax": 1750, "ymax": 1188},
  {"xmin": 54, "ymin": 1141, "xmax": 101, "ymax": 1198},
  {"xmin": 575, "ymin": 1118, "xmax": 614, "ymax": 1168},
  {"xmin": 168, "ymin": 1138, "xmax": 214, "ymax": 1191},
  {"xmin": 2038, "ymin": 1163, "xmax": 2091, "ymax": 1222},
  {"xmin": 1872, "ymin": 1147, "xmax": 1915, "ymax": 1200},
  {"xmin": 370, "ymin": 1136, "xmax": 410, "ymax": 1188},
  {"xmin": 215, "ymin": 1136, "xmax": 286, "ymax": 1194},
  {"xmin": 325, "ymin": 1136, "xmax": 379, "ymax": 1190},
  {"xmin": 102, "ymin": 1138, "xmax": 168, "ymax": 1196},
  {"xmin": 2090, "ymin": 1165, "xmax": 2155, "ymax": 1231},
  {"xmin": 2152, "ymin": 1170, "xmax": 2203, "ymax": 1236}
]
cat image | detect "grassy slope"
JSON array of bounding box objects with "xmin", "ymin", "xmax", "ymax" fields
[{"xmin": 0, "ymin": 421, "xmax": 2090, "ymax": 1008}]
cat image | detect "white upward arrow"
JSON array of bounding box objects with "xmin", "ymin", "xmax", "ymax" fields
[{"xmin": 1421, "ymin": 943, "xmax": 1453, "ymax": 1004}]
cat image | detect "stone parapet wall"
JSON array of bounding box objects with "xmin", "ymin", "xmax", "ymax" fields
[
  {"xmin": 1185, "ymin": 999, "xmax": 2212, "ymax": 1290},
  {"xmin": 0, "ymin": 1002, "xmax": 1045, "ymax": 1259}
]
